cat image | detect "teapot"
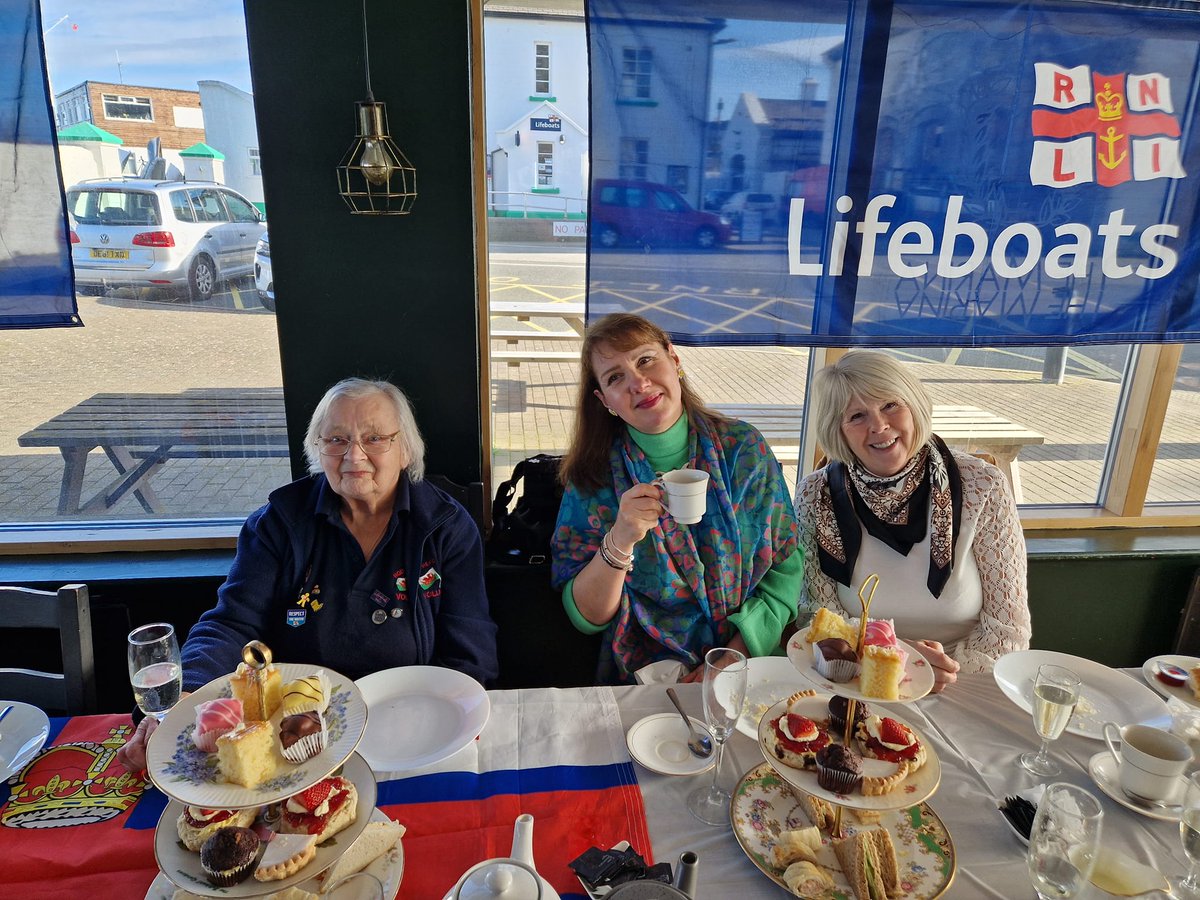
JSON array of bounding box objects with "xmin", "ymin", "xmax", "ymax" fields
[
  {"xmin": 605, "ymin": 851, "xmax": 698, "ymax": 899},
  {"xmin": 444, "ymin": 814, "xmax": 561, "ymax": 900}
]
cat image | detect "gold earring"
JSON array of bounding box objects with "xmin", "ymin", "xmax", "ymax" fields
[
  {"xmin": 606, "ymin": 407, "xmax": 618, "ymax": 416},
  {"xmin": 677, "ymin": 367, "xmax": 685, "ymax": 379}
]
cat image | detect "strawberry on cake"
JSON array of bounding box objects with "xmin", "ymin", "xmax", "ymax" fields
[
  {"xmin": 766, "ymin": 695, "xmax": 831, "ymax": 769},
  {"xmin": 177, "ymin": 805, "xmax": 258, "ymax": 852},
  {"xmin": 855, "ymin": 714, "xmax": 927, "ymax": 771},
  {"xmin": 280, "ymin": 777, "xmax": 358, "ymax": 841}
]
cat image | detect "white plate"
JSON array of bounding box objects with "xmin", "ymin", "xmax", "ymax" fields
[
  {"xmin": 757, "ymin": 694, "xmax": 941, "ymax": 810},
  {"xmin": 1087, "ymin": 750, "xmax": 1183, "ymax": 821},
  {"xmin": 147, "ymin": 805, "xmax": 403, "ymax": 900},
  {"xmin": 993, "ymin": 650, "xmax": 1171, "ymax": 740},
  {"xmin": 0, "ymin": 701, "xmax": 50, "ymax": 781},
  {"xmin": 354, "ymin": 666, "xmax": 489, "ymax": 773},
  {"xmin": 785, "ymin": 634, "xmax": 934, "ymax": 702},
  {"xmin": 736, "ymin": 656, "xmax": 814, "ymax": 739},
  {"xmin": 147, "ymin": 664, "xmax": 367, "ymax": 809},
  {"xmin": 1142, "ymin": 654, "xmax": 1200, "ymax": 708},
  {"xmin": 154, "ymin": 753, "xmax": 378, "ymax": 897},
  {"xmin": 625, "ymin": 713, "xmax": 716, "ymax": 777}
]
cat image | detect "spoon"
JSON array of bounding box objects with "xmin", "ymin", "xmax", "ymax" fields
[
  {"xmin": 1086, "ymin": 847, "xmax": 1174, "ymax": 897},
  {"xmin": 665, "ymin": 688, "xmax": 713, "ymax": 759}
]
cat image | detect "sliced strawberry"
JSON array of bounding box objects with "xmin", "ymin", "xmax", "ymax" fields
[
  {"xmin": 879, "ymin": 717, "xmax": 911, "ymax": 747},
  {"xmin": 295, "ymin": 780, "xmax": 333, "ymax": 811},
  {"xmin": 786, "ymin": 714, "xmax": 815, "ymax": 738}
]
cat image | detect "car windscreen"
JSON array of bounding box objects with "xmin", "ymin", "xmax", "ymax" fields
[{"xmin": 66, "ymin": 189, "xmax": 162, "ymax": 227}]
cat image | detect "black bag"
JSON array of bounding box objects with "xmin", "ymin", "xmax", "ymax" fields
[{"xmin": 488, "ymin": 453, "xmax": 564, "ymax": 566}]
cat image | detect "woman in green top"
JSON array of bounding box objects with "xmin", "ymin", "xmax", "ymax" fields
[{"xmin": 550, "ymin": 313, "xmax": 803, "ymax": 684}]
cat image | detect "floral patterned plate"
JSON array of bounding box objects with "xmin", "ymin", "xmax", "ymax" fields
[
  {"xmin": 153, "ymin": 752, "xmax": 378, "ymax": 898},
  {"xmin": 732, "ymin": 761, "xmax": 956, "ymax": 899},
  {"xmin": 757, "ymin": 694, "xmax": 941, "ymax": 811},
  {"xmin": 786, "ymin": 635, "xmax": 934, "ymax": 702},
  {"xmin": 146, "ymin": 664, "xmax": 367, "ymax": 809}
]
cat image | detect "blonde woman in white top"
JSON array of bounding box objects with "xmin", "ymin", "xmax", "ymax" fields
[{"xmin": 793, "ymin": 350, "xmax": 1031, "ymax": 693}]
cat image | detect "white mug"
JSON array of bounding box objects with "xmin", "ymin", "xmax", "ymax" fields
[
  {"xmin": 654, "ymin": 469, "xmax": 709, "ymax": 525},
  {"xmin": 1102, "ymin": 721, "xmax": 1192, "ymax": 802}
]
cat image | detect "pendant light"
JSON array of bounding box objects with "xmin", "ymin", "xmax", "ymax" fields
[{"xmin": 335, "ymin": 0, "xmax": 417, "ymax": 215}]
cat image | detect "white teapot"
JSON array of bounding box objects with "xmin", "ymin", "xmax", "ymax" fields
[{"xmin": 444, "ymin": 814, "xmax": 561, "ymax": 900}]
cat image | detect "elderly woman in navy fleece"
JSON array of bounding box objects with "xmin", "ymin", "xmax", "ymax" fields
[{"xmin": 118, "ymin": 377, "xmax": 497, "ymax": 772}]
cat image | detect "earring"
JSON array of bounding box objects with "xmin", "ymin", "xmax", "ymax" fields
[
  {"xmin": 606, "ymin": 407, "xmax": 618, "ymax": 416},
  {"xmin": 677, "ymin": 367, "xmax": 685, "ymax": 379}
]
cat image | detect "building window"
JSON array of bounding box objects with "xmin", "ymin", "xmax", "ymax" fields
[
  {"xmin": 102, "ymin": 94, "xmax": 153, "ymax": 122},
  {"xmin": 249, "ymin": 148, "xmax": 262, "ymax": 176},
  {"xmin": 536, "ymin": 142, "xmax": 554, "ymax": 186},
  {"xmin": 666, "ymin": 165, "xmax": 688, "ymax": 193},
  {"xmin": 534, "ymin": 42, "xmax": 551, "ymax": 95},
  {"xmin": 619, "ymin": 138, "xmax": 648, "ymax": 180},
  {"xmin": 620, "ymin": 47, "xmax": 653, "ymax": 100}
]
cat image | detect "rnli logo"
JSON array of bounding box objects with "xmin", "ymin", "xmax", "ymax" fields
[{"xmin": 1031, "ymin": 63, "xmax": 1185, "ymax": 188}]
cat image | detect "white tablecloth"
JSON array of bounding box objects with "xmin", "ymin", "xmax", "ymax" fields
[{"xmin": 616, "ymin": 671, "xmax": 1185, "ymax": 899}]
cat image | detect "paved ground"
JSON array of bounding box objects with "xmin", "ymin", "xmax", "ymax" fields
[{"xmin": 2, "ymin": 253, "xmax": 1197, "ymax": 525}]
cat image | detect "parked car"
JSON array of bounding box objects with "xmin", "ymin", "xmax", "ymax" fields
[
  {"xmin": 702, "ymin": 188, "xmax": 734, "ymax": 212},
  {"xmin": 720, "ymin": 190, "xmax": 780, "ymax": 229},
  {"xmin": 591, "ymin": 179, "xmax": 730, "ymax": 250},
  {"xmin": 66, "ymin": 178, "xmax": 266, "ymax": 302},
  {"xmin": 254, "ymin": 231, "xmax": 274, "ymax": 312}
]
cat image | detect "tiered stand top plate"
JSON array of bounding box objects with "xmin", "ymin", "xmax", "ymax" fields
[{"xmin": 786, "ymin": 634, "xmax": 935, "ymax": 702}]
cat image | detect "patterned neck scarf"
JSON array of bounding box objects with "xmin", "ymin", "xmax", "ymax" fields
[{"xmin": 816, "ymin": 435, "xmax": 962, "ymax": 597}]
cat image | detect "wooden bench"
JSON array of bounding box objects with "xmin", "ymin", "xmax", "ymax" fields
[
  {"xmin": 18, "ymin": 389, "xmax": 288, "ymax": 515},
  {"xmin": 711, "ymin": 403, "xmax": 1045, "ymax": 502},
  {"xmin": 488, "ymin": 300, "xmax": 586, "ymax": 366}
]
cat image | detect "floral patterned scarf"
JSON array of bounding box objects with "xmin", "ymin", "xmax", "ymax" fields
[
  {"xmin": 816, "ymin": 435, "xmax": 962, "ymax": 597},
  {"xmin": 551, "ymin": 414, "xmax": 798, "ymax": 683}
]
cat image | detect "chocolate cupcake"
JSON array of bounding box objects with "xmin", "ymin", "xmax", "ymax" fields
[
  {"xmin": 813, "ymin": 638, "xmax": 860, "ymax": 683},
  {"xmin": 814, "ymin": 743, "xmax": 863, "ymax": 794},
  {"xmin": 828, "ymin": 695, "xmax": 870, "ymax": 734},
  {"xmin": 200, "ymin": 826, "xmax": 260, "ymax": 886},
  {"xmin": 279, "ymin": 710, "xmax": 327, "ymax": 763}
]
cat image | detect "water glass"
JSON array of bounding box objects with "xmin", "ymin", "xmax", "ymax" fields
[
  {"xmin": 127, "ymin": 622, "xmax": 183, "ymax": 721},
  {"xmin": 1027, "ymin": 782, "xmax": 1103, "ymax": 899},
  {"xmin": 1179, "ymin": 771, "xmax": 1200, "ymax": 897},
  {"xmin": 687, "ymin": 647, "xmax": 748, "ymax": 826},
  {"xmin": 1019, "ymin": 664, "xmax": 1080, "ymax": 776}
]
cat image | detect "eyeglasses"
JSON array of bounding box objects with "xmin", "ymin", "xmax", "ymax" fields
[{"xmin": 316, "ymin": 431, "xmax": 400, "ymax": 456}]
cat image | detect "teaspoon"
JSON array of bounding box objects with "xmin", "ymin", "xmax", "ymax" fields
[{"xmin": 665, "ymin": 688, "xmax": 713, "ymax": 759}]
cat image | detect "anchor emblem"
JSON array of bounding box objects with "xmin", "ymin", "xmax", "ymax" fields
[{"xmin": 1097, "ymin": 126, "xmax": 1127, "ymax": 170}]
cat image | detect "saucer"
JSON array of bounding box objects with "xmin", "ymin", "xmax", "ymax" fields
[
  {"xmin": 1087, "ymin": 751, "xmax": 1183, "ymax": 821},
  {"xmin": 625, "ymin": 713, "xmax": 715, "ymax": 777}
]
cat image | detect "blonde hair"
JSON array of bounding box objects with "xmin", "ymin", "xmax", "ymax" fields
[
  {"xmin": 303, "ymin": 377, "xmax": 425, "ymax": 481},
  {"xmin": 811, "ymin": 351, "xmax": 933, "ymax": 464}
]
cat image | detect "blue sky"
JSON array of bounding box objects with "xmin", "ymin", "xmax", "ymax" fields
[{"xmin": 39, "ymin": 0, "xmax": 253, "ymax": 95}]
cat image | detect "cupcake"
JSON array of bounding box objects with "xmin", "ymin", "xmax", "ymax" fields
[
  {"xmin": 193, "ymin": 698, "xmax": 244, "ymax": 753},
  {"xmin": 279, "ymin": 710, "xmax": 327, "ymax": 763},
  {"xmin": 200, "ymin": 825, "xmax": 260, "ymax": 886},
  {"xmin": 813, "ymin": 638, "xmax": 860, "ymax": 683},
  {"xmin": 814, "ymin": 743, "xmax": 863, "ymax": 794},
  {"xmin": 280, "ymin": 670, "xmax": 331, "ymax": 715},
  {"xmin": 828, "ymin": 695, "xmax": 869, "ymax": 734}
]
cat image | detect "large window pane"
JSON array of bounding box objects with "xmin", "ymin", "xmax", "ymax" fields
[{"xmin": 1148, "ymin": 342, "xmax": 1200, "ymax": 504}]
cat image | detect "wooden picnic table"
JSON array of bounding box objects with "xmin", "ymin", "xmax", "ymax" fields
[
  {"xmin": 488, "ymin": 300, "xmax": 585, "ymax": 366},
  {"xmin": 17, "ymin": 388, "xmax": 288, "ymax": 515},
  {"xmin": 712, "ymin": 402, "xmax": 1045, "ymax": 502}
]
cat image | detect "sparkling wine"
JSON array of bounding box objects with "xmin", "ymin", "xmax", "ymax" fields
[
  {"xmin": 132, "ymin": 661, "xmax": 182, "ymax": 717},
  {"xmin": 1181, "ymin": 809, "xmax": 1200, "ymax": 864},
  {"xmin": 1033, "ymin": 683, "xmax": 1076, "ymax": 740}
]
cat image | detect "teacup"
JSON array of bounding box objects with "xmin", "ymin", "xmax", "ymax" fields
[
  {"xmin": 1102, "ymin": 722, "xmax": 1192, "ymax": 803},
  {"xmin": 655, "ymin": 469, "xmax": 709, "ymax": 525}
]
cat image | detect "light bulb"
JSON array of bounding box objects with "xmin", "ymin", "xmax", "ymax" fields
[{"xmin": 359, "ymin": 140, "xmax": 393, "ymax": 186}]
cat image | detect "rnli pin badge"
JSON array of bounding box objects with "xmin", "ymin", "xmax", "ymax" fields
[
  {"xmin": 287, "ymin": 609, "xmax": 306, "ymax": 628},
  {"xmin": 371, "ymin": 609, "xmax": 387, "ymax": 625}
]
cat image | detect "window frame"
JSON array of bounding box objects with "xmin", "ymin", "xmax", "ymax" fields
[
  {"xmin": 534, "ymin": 41, "xmax": 551, "ymax": 95},
  {"xmin": 620, "ymin": 47, "xmax": 653, "ymax": 100},
  {"xmin": 101, "ymin": 93, "xmax": 154, "ymax": 122},
  {"xmin": 535, "ymin": 141, "xmax": 554, "ymax": 187}
]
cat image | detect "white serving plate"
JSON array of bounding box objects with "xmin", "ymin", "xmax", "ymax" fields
[
  {"xmin": 146, "ymin": 664, "xmax": 367, "ymax": 809},
  {"xmin": 0, "ymin": 701, "xmax": 51, "ymax": 781},
  {"xmin": 736, "ymin": 656, "xmax": 814, "ymax": 739},
  {"xmin": 625, "ymin": 713, "xmax": 715, "ymax": 777},
  {"xmin": 1142, "ymin": 654, "xmax": 1200, "ymax": 709}
]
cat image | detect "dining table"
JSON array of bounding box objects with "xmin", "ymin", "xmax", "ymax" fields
[{"xmin": 1, "ymin": 670, "xmax": 1192, "ymax": 899}]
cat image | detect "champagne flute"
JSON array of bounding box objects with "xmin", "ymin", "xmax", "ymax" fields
[
  {"xmin": 1027, "ymin": 782, "xmax": 1104, "ymax": 899},
  {"xmin": 1179, "ymin": 771, "xmax": 1200, "ymax": 897},
  {"xmin": 687, "ymin": 647, "xmax": 748, "ymax": 826},
  {"xmin": 1019, "ymin": 664, "xmax": 1080, "ymax": 776},
  {"xmin": 127, "ymin": 622, "xmax": 183, "ymax": 721}
]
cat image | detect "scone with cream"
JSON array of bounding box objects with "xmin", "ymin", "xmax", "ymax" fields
[
  {"xmin": 176, "ymin": 805, "xmax": 257, "ymax": 852},
  {"xmin": 281, "ymin": 777, "xmax": 358, "ymax": 841}
]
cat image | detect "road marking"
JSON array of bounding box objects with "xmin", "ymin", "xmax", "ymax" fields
[{"xmin": 229, "ymin": 283, "xmax": 246, "ymax": 310}]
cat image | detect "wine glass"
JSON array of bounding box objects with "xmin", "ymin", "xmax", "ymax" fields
[
  {"xmin": 1019, "ymin": 664, "xmax": 1080, "ymax": 776},
  {"xmin": 1027, "ymin": 781, "xmax": 1104, "ymax": 899},
  {"xmin": 687, "ymin": 647, "xmax": 748, "ymax": 826},
  {"xmin": 1179, "ymin": 771, "xmax": 1200, "ymax": 897},
  {"xmin": 127, "ymin": 622, "xmax": 183, "ymax": 721}
]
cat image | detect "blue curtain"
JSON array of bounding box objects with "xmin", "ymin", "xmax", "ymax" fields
[
  {"xmin": 586, "ymin": 0, "xmax": 1200, "ymax": 346},
  {"xmin": 0, "ymin": 0, "xmax": 78, "ymax": 329}
]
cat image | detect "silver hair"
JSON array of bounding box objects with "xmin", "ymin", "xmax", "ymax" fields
[
  {"xmin": 811, "ymin": 350, "xmax": 933, "ymax": 465},
  {"xmin": 303, "ymin": 377, "xmax": 426, "ymax": 481}
]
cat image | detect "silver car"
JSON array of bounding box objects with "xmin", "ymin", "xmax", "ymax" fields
[
  {"xmin": 254, "ymin": 231, "xmax": 274, "ymax": 312},
  {"xmin": 67, "ymin": 178, "xmax": 266, "ymax": 302}
]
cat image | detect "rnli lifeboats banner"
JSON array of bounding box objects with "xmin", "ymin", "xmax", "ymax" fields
[
  {"xmin": 586, "ymin": 0, "xmax": 1200, "ymax": 346},
  {"xmin": 0, "ymin": 0, "xmax": 78, "ymax": 329}
]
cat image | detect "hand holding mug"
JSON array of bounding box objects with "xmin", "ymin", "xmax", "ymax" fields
[{"xmin": 611, "ymin": 481, "xmax": 668, "ymax": 549}]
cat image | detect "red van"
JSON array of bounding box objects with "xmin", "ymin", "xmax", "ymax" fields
[{"xmin": 591, "ymin": 179, "xmax": 730, "ymax": 250}]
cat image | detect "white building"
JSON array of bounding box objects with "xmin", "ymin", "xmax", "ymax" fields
[
  {"xmin": 484, "ymin": 0, "xmax": 589, "ymax": 216},
  {"xmin": 198, "ymin": 81, "xmax": 264, "ymax": 209}
]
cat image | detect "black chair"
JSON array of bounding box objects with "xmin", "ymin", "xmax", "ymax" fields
[
  {"xmin": 1172, "ymin": 568, "xmax": 1200, "ymax": 655},
  {"xmin": 426, "ymin": 474, "xmax": 487, "ymax": 536},
  {"xmin": 0, "ymin": 584, "xmax": 98, "ymax": 715}
]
